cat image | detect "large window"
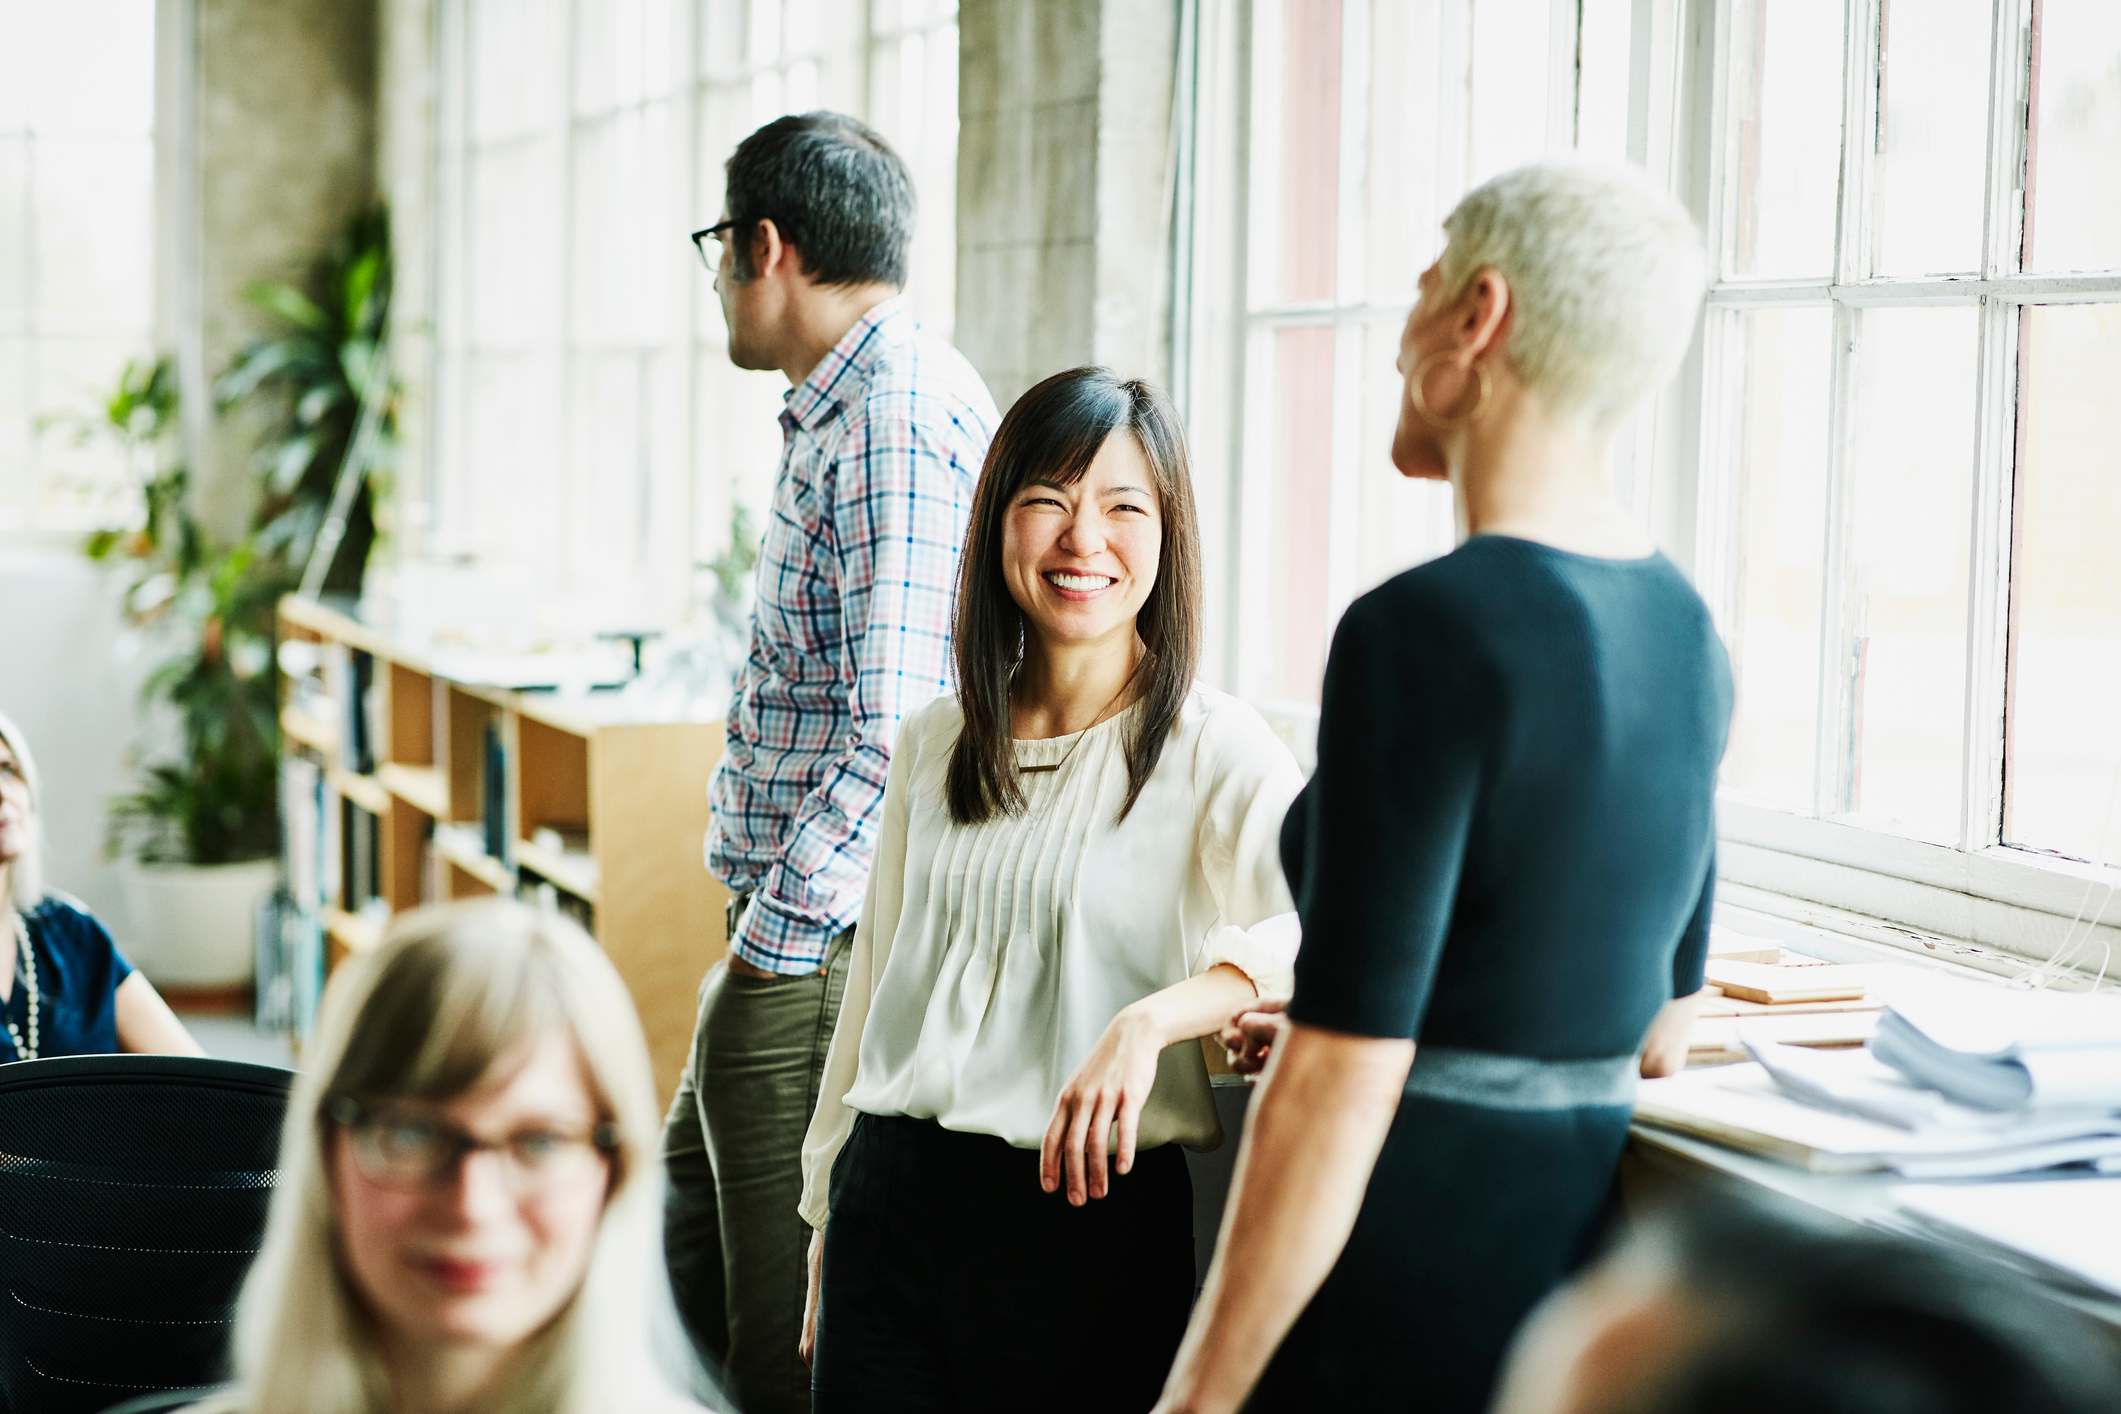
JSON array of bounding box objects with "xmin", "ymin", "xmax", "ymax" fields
[
  {"xmin": 429, "ymin": 0, "xmax": 959, "ymax": 614},
  {"xmin": 1185, "ymin": 0, "xmax": 2121, "ymax": 966},
  {"xmin": 1699, "ymin": 0, "xmax": 2121, "ymax": 949},
  {"xmin": 0, "ymin": 0, "xmax": 158, "ymax": 535},
  {"xmin": 1181, "ymin": 0, "xmax": 1644, "ymax": 707}
]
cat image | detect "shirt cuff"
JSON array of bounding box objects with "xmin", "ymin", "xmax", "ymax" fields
[
  {"xmin": 731, "ymin": 895, "xmax": 841, "ymax": 975},
  {"xmin": 1198, "ymin": 912, "xmax": 1301, "ymax": 1000}
]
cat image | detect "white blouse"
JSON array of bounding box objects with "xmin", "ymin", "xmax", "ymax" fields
[{"xmin": 799, "ymin": 686, "xmax": 1303, "ymax": 1229}]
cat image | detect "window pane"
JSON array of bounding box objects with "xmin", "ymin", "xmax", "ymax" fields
[
  {"xmin": 1469, "ymin": 0, "xmax": 1554, "ymax": 185},
  {"xmin": 1833, "ymin": 307, "xmax": 1977, "ymax": 842},
  {"xmin": 1725, "ymin": 0, "xmax": 1845, "ymax": 279},
  {"xmin": 1721, "ymin": 305, "xmax": 1834, "ymax": 814},
  {"xmin": 1354, "ymin": 316, "xmax": 1454, "ymax": 595},
  {"xmin": 2007, "ymin": 303, "xmax": 2121, "ymax": 861},
  {"xmin": 33, "ymin": 137, "xmax": 154, "ymax": 335},
  {"xmin": 12, "ymin": 0, "xmax": 156, "ymax": 138},
  {"xmin": 1576, "ymin": 0, "xmax": 1635, "ymax": 162},
  {"xmin": 1260, "ymin": 0, "xmax": 1342, "ymax": 305},
  {"xmin": 1250, "ymin": 324, "xmax": 1337, "ymax": 703},
  {"xmin": 1362, "ymin": 0, "xmax": 1443, "ymax": 304},
  {"xmin": 0, "ymin": 337, "xmax": 29, "ymax": 528},
  {"xmin": 30, "ymin": 335, "xmax": 143, "ymax": 529},
  {"xmin": 1871, "ymin": 0, "xmax": 1989, "ymax": 275},
  {"xmin": 0, "ymin": 139, "xmax": 25, "ymax": 329},
  {"xmin": 2024, "ymin": 1, "xmax": 2121, "ymax": 273}
]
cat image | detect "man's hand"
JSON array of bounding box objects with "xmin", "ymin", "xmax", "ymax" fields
[{"xmin": 1221, "ymin": 997, "xmax": 1290, "ymax": 1076}]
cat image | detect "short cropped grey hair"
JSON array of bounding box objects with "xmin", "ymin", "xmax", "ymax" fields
[
  {"xmin": 0, "ymin": 711, "xmax": 45, "ymax": 912},
  {"xmin": 1436, "ymin": 160, "xmax": 1708, "ymax": 430}
]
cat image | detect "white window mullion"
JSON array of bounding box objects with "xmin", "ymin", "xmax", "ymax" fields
[
  {"xmin": 1960, "ymin": 0, "xmax": 2035, "ymax": 855},
  {"xmin": 1233, "ymin": 0, "xmax": 1279, "ymax": 697},
  {"xmin": 555, "ymin": 0, "xmax": 580, "ymax": 589},
  {"xmin": 1808, "ymin": 0, "xmax": 1869, "ymax": 820},
  {"xmin": 1546, "ymin": 0, "xmax": 1579, "ymax": 151},
  {"xmin": 1322, "ymin": 0, "xmax": 1368, "ymax": 629},
  {"xmin": 681, "ymin": 0, "xmax": 704, "ymax": 605}
]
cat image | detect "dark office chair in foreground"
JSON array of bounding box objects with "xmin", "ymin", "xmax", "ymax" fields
[{"xmin": 0, "ymin": 1055, "xmax": 291, "ymax": 1414}]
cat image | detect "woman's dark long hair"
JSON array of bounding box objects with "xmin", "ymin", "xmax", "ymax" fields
[{"xmin": 946, "ymin": 368, "xmax": 1202, "ymax": 826}]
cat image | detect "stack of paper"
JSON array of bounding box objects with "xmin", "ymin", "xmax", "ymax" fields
[
  {"xmin": 1869, "ymin": 975, "xmax": 2121, "ymax": 1112},
  {"xmin": 1893, "ymin": 1179, "xmax": 2121, "ymax": 1299},
  {"xmin": 1634, "ymin": 1052, "xmax": 2121, "ymax": 1178}
]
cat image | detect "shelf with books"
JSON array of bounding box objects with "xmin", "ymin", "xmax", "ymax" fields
[
  {"xmin": 276, "ymin": 594, "xmax": 732, "ymax": 1099},
  {"xmin": 377, "ymin": 762, "xmax": 448, "ymax": 818}
]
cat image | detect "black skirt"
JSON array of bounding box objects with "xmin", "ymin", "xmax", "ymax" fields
[{"xmin": 812, "ymin": 1112, "xmax": 1196, "ymax": 1413}]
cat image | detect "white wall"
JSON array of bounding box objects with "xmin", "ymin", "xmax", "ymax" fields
[{"xmin": 0, "ymin": 547, "xmax": 151, "ymax": 940}]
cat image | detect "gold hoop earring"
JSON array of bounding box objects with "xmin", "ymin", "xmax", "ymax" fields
[{"xmin": 1409, "ymin": 352, "xmax": 1490, "ymax": 429}]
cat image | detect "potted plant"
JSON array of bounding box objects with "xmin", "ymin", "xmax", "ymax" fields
[
  {"xmin": 75, "ymin": 360, "xmax": 288, "ymax": 994},
  {"xmin": 71, "ymin": 208, "xmax": 396, "ymax": 997}
]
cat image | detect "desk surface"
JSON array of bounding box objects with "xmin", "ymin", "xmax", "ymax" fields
[{"xmin": 1628, "ymin": 1124, "xmax": 2121, "ymax": 1330}]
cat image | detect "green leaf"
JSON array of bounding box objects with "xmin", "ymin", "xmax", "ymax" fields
[
  {"xmin": 296, "ymin": 383, "xmax": 344, "ymax": 426},
  {"xmin": 216, "ymin": 337, "xmax": 321, "ymax": 405},
  {"xmin": 245, "ymin": 280, "xmax": 330, "ymax": 331},
  {"xmin": 269, "ymin": 433, "xmax": 322, "ymax": 494}
]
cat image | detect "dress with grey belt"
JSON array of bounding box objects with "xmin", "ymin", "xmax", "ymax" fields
[{"xmin": 1249, "ymin": 534, "xmax": 1734, "ymax": 1414}]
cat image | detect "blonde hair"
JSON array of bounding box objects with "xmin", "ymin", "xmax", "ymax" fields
[
  {"xmin": 0, "ymin": 711, "xmax": 46, "ymax": 914},
  {"xmin": 1436, "ymin": 159, "xmax": 1708, "ymax": 431},
  {"xmin": 221, "ymin": 899, "xmax": 702, "ymax": 1413}
]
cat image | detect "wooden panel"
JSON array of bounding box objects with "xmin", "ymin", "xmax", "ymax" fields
[
  {"xmin": 443, "ymin": 687, "xmax": 492, "ymax": 826},
  {"xmin": 386, "ymin": 662, "xmax": 435, "ymax": 766},
  {"xmin": 589, "ymin": 723, "xmax": 729, "ymax": 1103},
  {"xmin": 384, "ymin": 800, "xmax": 428, "ymax": 913},
  {"xmin": 516, "ymin": 716, "xmax": 590, "ymax": 837}
]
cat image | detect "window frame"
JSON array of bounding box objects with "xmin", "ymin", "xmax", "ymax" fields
[
  {"xmin": 1683, "ymin": 0, "xmax": 2121, "ymax": 968},
  {"xmin": 0, "ymin": 0, "xmax": 170, "ymax": 542},
  {"xmin": 423, "ymin": 0, "xmax": 960, "ymax": 608}
]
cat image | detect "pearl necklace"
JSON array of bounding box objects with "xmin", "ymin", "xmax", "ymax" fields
[{"xmin": 4, "ymin": 913, "xmax": 39, "ymax": 1062}]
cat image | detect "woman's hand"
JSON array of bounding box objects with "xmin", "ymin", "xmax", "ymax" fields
[
  {"xmin": 800, "ymin": 1226, "xmax": 825, "ymax": 1368},
  {"xmin": 1041, "ymin": 1004, "xmax": 1165, "ymax": 1205},
  {"xmin": 1220, "ymin": 997, "xmax": 1289, "ymax": 1076}
]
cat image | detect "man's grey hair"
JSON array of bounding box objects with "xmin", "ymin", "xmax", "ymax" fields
[
  {"xmin": 0, "ymin": 712, "xmax": 45, "ymax": 913},
  {"xmin": 1436, "ymin": 159, "xmax": 1709, "ymax": 430}
]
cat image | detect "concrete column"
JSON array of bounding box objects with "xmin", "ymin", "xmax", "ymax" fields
[
  {"xmin": 183, "ymin": 0, "xmax": 379, "ymax": 537},
  {"xmin": 955, "ymin": 0, "xmax": 1180, "ymax": 410}
]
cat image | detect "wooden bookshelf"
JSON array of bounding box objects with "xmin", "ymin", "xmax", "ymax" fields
[{"xmin": 277, "ymin": 594, "xmax": 729, "ymax": 1099}]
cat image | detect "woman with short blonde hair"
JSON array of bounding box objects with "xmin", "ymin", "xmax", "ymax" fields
[
  {"xmin": 1154, "ymin": 159, "xmax": 1730, "ymax": 1414},
  {"xmin": 194, "ymin": 899, "xmax": 712, "ymax": 1413}
]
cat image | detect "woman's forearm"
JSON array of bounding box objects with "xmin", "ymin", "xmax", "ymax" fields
[
  {"xmin": 1127, "ymin": 963, "xmax": 1259, "ymax": 1047},
  {"xmin": 1157, "ymin": 1022, "xmax": 1414, "ymax": 1413}
]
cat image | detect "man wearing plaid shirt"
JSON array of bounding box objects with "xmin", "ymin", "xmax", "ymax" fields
[{"xmin": 668, "ymin": 112, "xmax": 998, "ymax": 1414}]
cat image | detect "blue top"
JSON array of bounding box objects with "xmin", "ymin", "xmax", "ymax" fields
[
  {"xmin": 5, "ymin": 896, "xmax": 136, "ymax": 1062},
  {"xmin": 1284, "ymin": 534, "xmax": 1733, "ymax": 1049}
]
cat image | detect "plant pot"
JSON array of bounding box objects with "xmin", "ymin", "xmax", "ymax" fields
[{"xmin": 117, "ymin": 857, "xmax": 277, "ymax": 992}]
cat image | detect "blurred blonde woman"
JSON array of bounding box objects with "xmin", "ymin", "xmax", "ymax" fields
[{"xmin": 186, "ymin": 899, "xmax": 713, "ymax": 1414}]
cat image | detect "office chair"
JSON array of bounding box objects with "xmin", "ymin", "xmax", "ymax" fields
[{"xmin": 0, "ymin": 1055, "xmax": 292, "ymax": 1414}]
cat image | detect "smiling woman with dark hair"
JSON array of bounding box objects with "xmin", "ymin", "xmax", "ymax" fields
[{"xmin": 795, "ymin": 367, "xmax": 1303, "ymax": 1413}]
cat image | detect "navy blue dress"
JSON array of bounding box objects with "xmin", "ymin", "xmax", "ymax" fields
[
  {"xmin": 1252, "ymin": 536, "xmax": 1733, "ymax": 1413},
  {"xmin": 5, "ymin": 896, "xmax": 135, "ymax": 1061}
]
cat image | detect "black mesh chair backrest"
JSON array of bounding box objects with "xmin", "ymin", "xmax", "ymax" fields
[{"xmin": 0, "ymin": 1055, "xmax": 292, "ymax": 1414}]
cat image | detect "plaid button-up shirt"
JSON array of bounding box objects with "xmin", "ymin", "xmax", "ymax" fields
[{"xmin": 707, "ymin": 297, "xmax": 999, "ymax": 973}]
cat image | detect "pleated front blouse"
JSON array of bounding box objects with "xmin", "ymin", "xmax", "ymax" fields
[{"xmin": 799, "ymin": 686, "xmax": 1303, "ymax": 1228}]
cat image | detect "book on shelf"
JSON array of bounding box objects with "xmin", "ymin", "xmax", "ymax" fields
[{"xmin": 481, "ymin": 721, "xmax": 510, "ymax": 865}]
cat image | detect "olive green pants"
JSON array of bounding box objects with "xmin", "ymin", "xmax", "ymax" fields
[{"xmin": 662, "ymin": 923, "xmax": 851, "ymax": 1414}]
